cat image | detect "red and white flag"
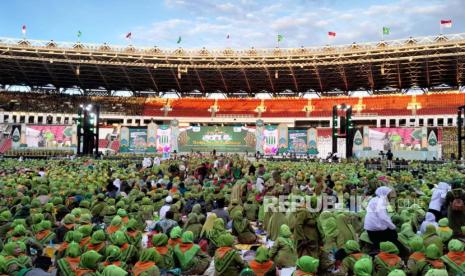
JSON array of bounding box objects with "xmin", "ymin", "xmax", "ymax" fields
[
  {"xmin": 328, "ymin": 31, "xmax": 336, "ymax": 38},
  {"xmin": 22, "ymin": 25, "xmax": 26, "ymax": 35},
  {"xmin": 125, "ymin": 32, "xmax": 132, "ymax": 39},
  {"xmin": 440, "ymin": 19, "xmax": 452, "ymax": 28}
]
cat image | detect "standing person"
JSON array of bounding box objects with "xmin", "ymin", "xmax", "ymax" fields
[
  {"xmin": 159, "ymin": 196, "xmax": 173, "ymax": 220},
  {"xmin": 428, "ymin": 182, "xmax": 451, "ymax": 221},
  {"xmin": 445, "ymin": 181, "xmax": 465, "ymax": 236},
  {"xmin": 364, "ymin": 186, "xmax": 403, "ymax": 252},
  {"xmin": 386, "ymin": 150, "xmax": 394, "ymax": 169}
]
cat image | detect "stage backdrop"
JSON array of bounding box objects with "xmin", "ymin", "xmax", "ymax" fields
[
  {"xmin": 288, "ymin": 129, "xmax": 308, "ymax": 154},
  {"xmin": 178, "ymin": 126, "xmax": 255, "ymax": 153},
  {"xmin": 25, "ymin": 125, "xmax": 73, "ymax": 148}
]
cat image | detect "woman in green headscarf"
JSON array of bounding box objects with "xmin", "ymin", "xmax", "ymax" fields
[
  {"xmin": 191, "ymin": 204, "xmax": 202, "ymax": 217},
  {"xmin": 75, "ymin": 250, "xmax": 102, "ymax": 276},
  {"xmin": 183, "ymin": 213, "xmax": 203, "ymax": 242},
  {"xmin": 291, "ymin": 256, "xmax": 319, "ymax": 276},
  {"xmin": 103, "ymin": 206, "xmax": 117, "ymax": 225},
  {"xmin": 354, "ymin": 258, "xmax": 373, "ymax": 276},
  {"xmin": 85, "ymin": 230, "xmax": 106, "ymax": 255},
  {"xmin": 269, "ymin": 224, "xmax": 298, "ymax": 268},
  {"xmin": 407, "ymin": 236, "xmax": 426, "ymax": 276},
  {"xmin": 248, "ymin": 246, "xmax": 276, "ymax": 276},
  {"xmin": 200, "ymin": 213, "xmax": 217, "ymax": 239},
  {"xmin": 1, "ymin": 242, "xmax": 25, "ymax": 276},
  {"xmin": 55, "ymin": 214, "xmax": 75, "ymax": 244},
  {"xmin": 206, "ymin": 218, "xmax": 228, "ymax": 256},
  {"xmin": 436, "ymin": 218, "xmax": 453, "ymax": 243},
  {"xmin": 292, "ymin": 201, "xmax": 319, "ymax": 258},
  {"xmin": 231, "ymin": 210, "xmax": 257, "ymax": 244},
  {"xmin": 440, "ymin": 239, "xmax": 465, "ymax": 275},
  {"xmin": 340, "ymin": 240, "xmax": 370, "ymax": 275},
  {"xmin": 398, "ymin": 223, "xmax": 416, "ymax": 255},
  {"xmin": 99, "ymin": 245, "xmax": 128, "ymax": 271},
  {"xmin": 373, "ymin": 241, "xmax": 404, "ymax": 276},
  {"xmin": 101, "ymin": 265, "xmax": 128, "ymax": 276},
  {"xmin": 335, "ymin": 212, "xmax": 357, "ymax": 244},
  {"xmin": 173, "ymin": 231, "xmax": 210, "ymax": 275},
  {"xmin": 214, "ymin": 233, "xmax": 246, "ymax": 276},
  {"xmin": 422, "ymin": 224, "xmax": 444, "ymax": 255},
  {"xmin": 320, "ymin": 214, "xmax": 344, "ymax": 253},
  {"xmin": 168, "ymin": 226, "xmax": 183, "ymax": 248},
  {"xmin": 125, "ymin": 218, "xmax": 142, "ymax": 247},
  {"xmin": 34, "ymin": 220, "xmax": 56, "ymax": 246},
  {"xmin": 107, "ymin": 215, "xmax": 123, "ymax": 236},
  {"xmin": 415, "ymin": 244, "xmax": 445, "ymax": 275},
  {"xmin": 77, "ymin": 224, "xmax": 93, "ymax": 248},
  {"xmin": 111, "ymin": 230, "xmax": 138, "ymax": 265},
  {"xmin": 243, "ymin": 195, "xmax": 259, "ymax": 221},
  {"xmin": 152, "ymin": 233, "xmax": 175, "ymax": 271},
  {"xmin": 117, "ymin": 209, "xmax": 129, "ymax": 225},
  {"xmin": 0, "ymin": 210, "xmax": 12, "ymax": 238},
  {"xmin": 267, "ymin": 209, "xmax": 287, "ymax": 242},
  {"xmin": 139, "ymin": 197, "xmax": 155, "ymax": 221},
  {"xmin": 57, "ymin": 242, "xmax": 81, "ymax": 276},
  {"xmin": 132, "ymin": 248, "xmax": 161, "ymax": 276}
]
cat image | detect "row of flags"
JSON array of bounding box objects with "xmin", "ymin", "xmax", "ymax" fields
[{"xmin": 19, "ymin": 19, "xmax": 454, "ymax": 44}]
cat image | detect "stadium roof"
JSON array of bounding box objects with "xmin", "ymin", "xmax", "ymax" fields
[{"xmin": 0, "ymin": 33, "xmax": 465, "ymax": 97}]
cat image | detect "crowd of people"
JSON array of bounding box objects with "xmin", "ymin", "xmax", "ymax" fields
[{"xmin": 1, "ymin": 155, "xmax": 465, "ymax": 275}]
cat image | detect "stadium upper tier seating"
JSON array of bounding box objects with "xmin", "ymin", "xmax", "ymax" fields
[{"xmin": 1, "ymin": 91, "xmax": 464, "ymax": 117}]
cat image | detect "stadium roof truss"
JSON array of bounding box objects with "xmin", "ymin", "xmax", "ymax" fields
[{"xmin": 0, "ymin": 33, "xmax": 465, "ymax": 96}]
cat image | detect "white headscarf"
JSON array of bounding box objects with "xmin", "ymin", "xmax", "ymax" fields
[
  {"xmin": 375, "ymin": 186, "xmax": 392, "ymax": 198},
  {"xmin": 419, "ymin": 212, "xmax": 438, "ymax": 234}
]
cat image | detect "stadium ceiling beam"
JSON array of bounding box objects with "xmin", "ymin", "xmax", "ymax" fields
[
  {"xmin": 339, "ymin": 65, "xmax": 349, "ymax": 92},
  {"xmin": 95, "ymin": 65, "xmax": 111, "ymax": 90},
  {"xmin": 145, "ymin": 68, "xmax": 159, "ymax": 92},
  {"xmin": 217, "ymin": 68, "xmax": 229, "ymax": 94},
  {"xmin": 193, "ymin": 67, "xmax": 205, "ymax": 93},
  {"xmin": 425, "ymin": 60, "xmax": 431, "ymax": 88},
  {"xmin": 313, "ymin": 65, "xmax": 324, "ymax": 92},
  {"xmin": 289, "ymin": 66, "xmax": 299, "ymax": 92},
  {"xmin": 120, "ymin": 67, "xmax": 137, "ymax": 92},
  {"xmin": 241, "ymin": 68, "xmax": 252, "ymax": 94},
  {"xmin": 41, "ymin": 61, "xmax": 60, "ymax": 88},
  {"xmin": 396, "ymin": 62, "xmax": 402, "ymax": 89},
  {"xmin": 170, "ymin": 68, "xmax": 182, "ymax": 91},
  {"xmin": 263, "ymin": 67, "xmax": 275, "ymax": 93},
  {"xmin": 12, "ymin": 59, "xmax": 32, "ymax": 87}
]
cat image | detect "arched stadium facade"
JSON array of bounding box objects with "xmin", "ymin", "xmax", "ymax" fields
[{"xmin": 1, "ymin": 33, "xmax": 465, "ymax": 159}]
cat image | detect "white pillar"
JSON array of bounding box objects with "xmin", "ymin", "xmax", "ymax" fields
[
  {"xmin": 433, "ymin": 118, "xmax": 438, "ymax": 127},
  {"xmin": 395, "ymin": 119, "xmax": 400, "ymax": 127}
]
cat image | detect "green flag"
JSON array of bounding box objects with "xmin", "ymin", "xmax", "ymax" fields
[
  {"xmin": 277, "ymin": 34, "xmax": 284, "ymax": 42},
  {"xmin": 382, "ymin": 27, "xmax": 390, "ymax": 35},
  {"xmin": 77, "ymin": 30, "xmax": 82, "ymax": 38},
  {"xmin": 177, "ymin": 36, "xmax": 182, "ymax": 44}
]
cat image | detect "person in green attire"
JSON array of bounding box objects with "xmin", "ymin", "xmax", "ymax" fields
[
  {"xmin": 139, "ymin": 197, "xmax": 155, "ymax": 221},
  {"xmin": 387, "ymin": 270, "xmax": 406, "ymax": 276},
  {"xmin": 183, "ymin": 213, "xmax": 203, "ymax": 242},
  {"xmin": 168, "ymin": 226, "xmax": 183, "ymax": 249},
  {"xmin": 436, "ymin": 218, "xmax": 453, "ymax": 243},
  {"xmin": 424, "ymin": 269, "xmax": 448, "ymax": 276},
  {"xmin": 99, "ymin": 245, "xmax": 128, "ymax": 271},
  {"xmin": 398, "ymin": 223, "xmax": 416, "ymax": 255},
  {"xmin": 373, "ymin": 241, "xmax": 404, "ymax": 276},
  {"xmin": 75, "ymin": 250, "xmax": 102, "ymax": 276},
  {"xmin": 339, "ymin": 240, "xmax": 370, "ymax": 275},
  {"xmin": 353, "ymin": 258, "xmax": 373, "ymax": 276},
  {"xmin": 422, "ymin": 224, "xmax": 444, "ymax": 255},
  {"xmin": 206, "ymin": 218, "xmax": 228, "ymax": 256},
  {"xmin": 101, "ymin": 265, "xmax": 128, "ymax": 276},
  {"xmin": 231, "ymin": 210, "xmax": 257, "ymax": 244},
  {"xmin": 292, "ymin": 256, "xmax": 319, "ymax": 276},
  {"xmin": 243, "ymin": 195, "xmax": 259, "ymax": 221},
  {"xmin": 269, "ymin": 224, "xmax": 298, "ymax": 268},
  {"xmin": 152, "ymin": 233, "xmax": 175, "ymax": 271},
  {"xmin": 292, "ymin": 203, "xmax": 320, "ymax": 258},
  {"xmin": 214, "ymin": 233, "xmax": 247, "ymax": 276},
  {"xmin": 57, "ymin": 242, "xmax": 81, "ymax": 276},
  {"xmin": 248, "ymin": 246, "xmax": 276, "ymax": 276},
  {"xmin": 1, "ymin": 242, "xmax": 26, "ymax": 276},
  {"xmin": 132, "ymin": 248, "xmax": 161, "ymax": 276},
  {"xmin": 440, "ymin": 239, "xmax": 465, "ymax": 274},
  {"xmin": 84, "ymin": 230, "xmax": 106, "ymax": 255},
  {"xmin": 415, "ymin": 244, "xmax": 445, "ymax": 275},
  {"xmin": 111, "ymin": 230, "xmax": 138, "ymax": 265},
  {"xmin": 0, "ymin": 210, "xmax": 12, "ymax": 238},
  {"xmin": 407, "ymin": 236, "xmax": 426, "ymax": 276},
  {"xmin": 34, "ymin": 220, "xmax": 56, "ymax": 246},
  {"xmin": 173, "ymin": 231, "xmax": 210, "ymax": 275},
  {"xmin": 125, "ymin": 218, "xmax": 142, "ymax": 247},
  {"xmin": 90, "ymin": 194, "xmax": 106, "ymax": 221}
]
